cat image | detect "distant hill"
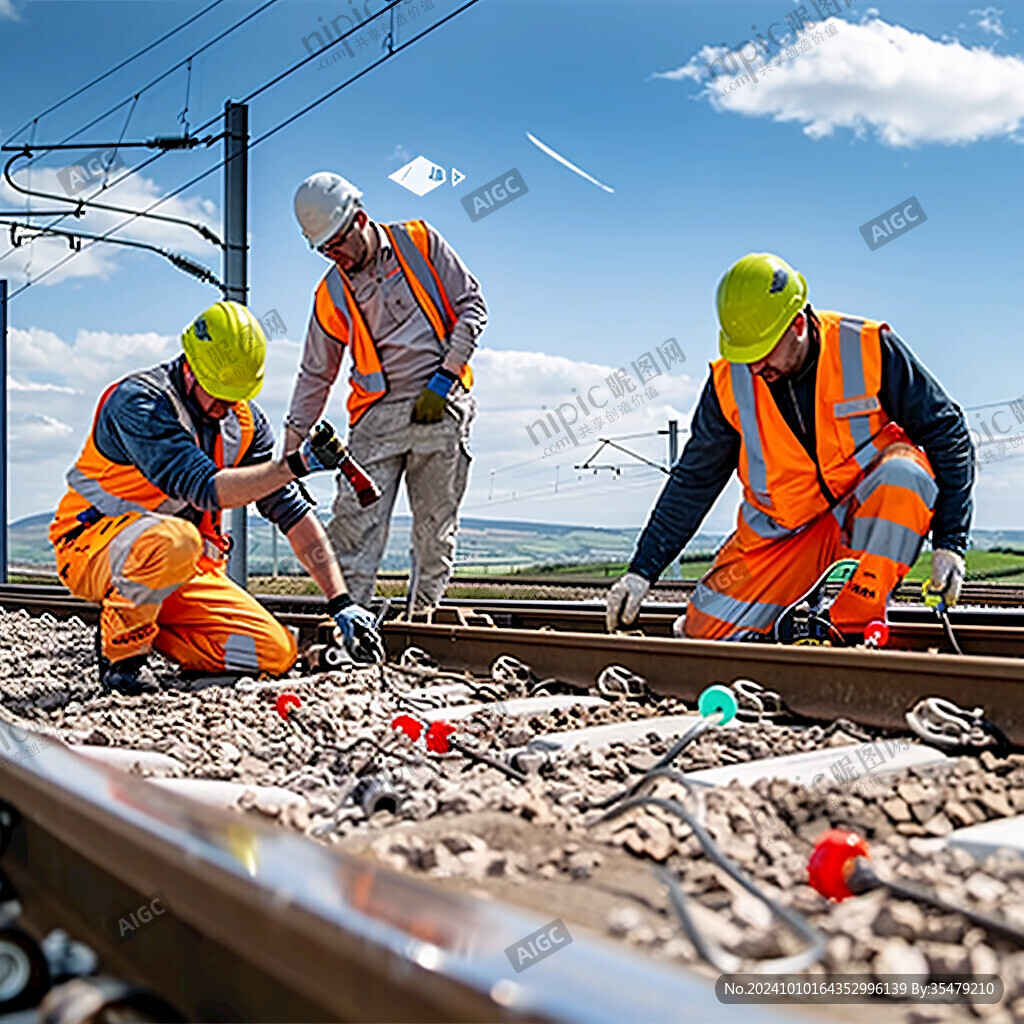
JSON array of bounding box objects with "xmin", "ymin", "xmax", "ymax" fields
[{"xmin": 9, "ymin": 509, "xmax": 1023, "ymax": 574}]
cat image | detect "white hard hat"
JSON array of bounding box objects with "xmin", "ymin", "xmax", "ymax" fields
[{"xmin": 294, "ymin": 171, "xmax": 364, "ymax": 249}]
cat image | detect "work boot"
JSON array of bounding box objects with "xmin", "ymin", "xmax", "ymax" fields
[{"xmin": 95, "ymin": 626, "xmax": 155, "ymax": 695}]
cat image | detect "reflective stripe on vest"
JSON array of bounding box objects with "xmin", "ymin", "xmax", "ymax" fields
[
  {"xmin": 714, "ymin": 311, "xmax": 917, "ymax": 533},
  {"xmin": 323, "ymin": 268, "xmax": 387, "ymax": 395},
  {"xmin": 837, "ymin": 317, "xmax": 881, "ymax": 472},
  {"xmin": 313, "ymin": 220, "xmax": 472, "ymax": 425},
  {"xmin": 384, "ymin": 221, "xmax": 455, "ymax": 342},
  {"xmin": 730, "ymin": 363, "xmax": 770, "ymax": 506}
]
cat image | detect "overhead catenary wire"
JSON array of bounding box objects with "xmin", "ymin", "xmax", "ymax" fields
[
  {"xmin": 463, "ymin": 465, "xmax": 666, "ymax": 512},
  {"xmin": 0, "ymin": 0, "xmax": 283, "ymax": 268},
  {"xmin": 5, "ymin": 0, "xmax": 278, "ymax": 165},
  {"xmin": 4, "ymin": 0, "xmax": 429, "ymax": 224},
  {"xmin": 2, "ymin": 0, "xmax": 229, "ymax": 147},
  {"xmin": 4, "ymin": 0, "xmax": 484, "ymax": 297}
]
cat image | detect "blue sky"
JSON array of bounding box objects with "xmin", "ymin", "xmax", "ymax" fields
[{"xmin": 1, "ymin": 0, "xmax": 1022, "ymax": 537}]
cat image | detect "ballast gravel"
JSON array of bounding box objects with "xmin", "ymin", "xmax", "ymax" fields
[{"xmin": 2, "ymin": 605, "xmax": 1024, "ymax": 1022}]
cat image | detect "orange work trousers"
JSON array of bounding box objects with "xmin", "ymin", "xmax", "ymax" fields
[
  {"xmin": 682, "ymin": 446, "xmax": 938, "ymax": 640},
  {"xmin": 53, "ymin": 511, "xmax": 296, "ymax": 674}
]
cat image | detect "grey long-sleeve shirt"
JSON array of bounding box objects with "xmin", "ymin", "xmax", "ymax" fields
[
  {"xmin": 285, "ymin": 220, "xmax": 487, "ymax": 436},
  {"xmin": 630, "ymin": 315, "xmax": 976, "ymax": 580}
]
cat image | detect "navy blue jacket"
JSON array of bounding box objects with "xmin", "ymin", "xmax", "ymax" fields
[
  {"xmin": 630, "ymin": 314, "xmax": 975, "ymax": 580},
  {"xmin": 94, "ymin": 356, "xmax": 311, "ymax": 534}
]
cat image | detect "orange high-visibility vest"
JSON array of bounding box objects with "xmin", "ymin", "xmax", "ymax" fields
[
  {"xmin": 312, "ymin": 219, "xmax": 474, "ymax": 426},
  {"xmin": 50, "ymin": 364, "xmax": 255, "ymax": 569},
  {"xmin": 712, "ymin": 311, "xmax": 916, "ymax": 538}
]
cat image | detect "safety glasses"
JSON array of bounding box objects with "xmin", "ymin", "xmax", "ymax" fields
[{"xmin": 317, "ymin": 218, "xmax": 358, "ymax": 256}]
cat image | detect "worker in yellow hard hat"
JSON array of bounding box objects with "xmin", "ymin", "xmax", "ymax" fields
[
  {"xmin": 49, "ymin": 300, "xmax": 384, "ymax": 695},
  {"xmin": 607, "ymin": 252, "xmax": 976, "ymax": 644}
]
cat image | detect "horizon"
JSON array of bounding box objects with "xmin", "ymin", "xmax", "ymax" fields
[{"xmin": 2, "ymin": 0, "xmax": 1021, "ymax": 537}]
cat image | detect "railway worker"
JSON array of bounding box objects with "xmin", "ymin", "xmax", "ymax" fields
[
  {"xmin": 286, "ymin": 172, "xmax": 487, "ymax": 613},
  {"xmin": 606, "ymin": 252, "xmax": 976, "ymax": 644},
  {"xmin": 49, "ymin": 301, "xmax": 385, "ymax": 695}
]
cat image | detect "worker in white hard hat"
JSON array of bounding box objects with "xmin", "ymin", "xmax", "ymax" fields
[{"xmin": 286, "ymin": 172, "xmax": 487, "ymax": 612}]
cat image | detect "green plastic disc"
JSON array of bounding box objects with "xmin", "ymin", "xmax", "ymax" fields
[{"xmin": 697, "ymin": 684, "xmax": 737, "ymax": 725}]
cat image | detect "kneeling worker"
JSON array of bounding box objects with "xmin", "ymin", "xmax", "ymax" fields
[
  {"xmin": 607, "ymin": 253, "xmax": 976, "ymax": 643},
  {"xmin": 49, "ymin": 300, "xmax": 384, "ymax": 693}
]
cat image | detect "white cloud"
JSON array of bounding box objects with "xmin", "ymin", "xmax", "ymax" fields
[
  {"xmin": 0, "ymin": 168, "xmax": 221, "ymax": 287},
  {"xmin": 0, "ymin": 0, "xmax": 19, "ymax": 19},
  {"xmin": 6, "ymin": 375, "xmax": 77, "ymax": 394},
  {"xmin": 970, "ymin": 7, "xmax": 1007, "ymax": 38},
  {"xmin": 10, "ymin": 412, "xmax": 75, "ymax": 446},
  {"xmin": 6, "ymin": 334, "xmax": 1018, "ymax": 537},
  {"xmin": 9, "ymin": 325, "xmax": 178, "ymax": 385},
  {"xmin": 386, "ymin": 143, "xmax": 412, "ymax": 165},
  {"xmin": 457, "ymin": 347, "xmax": 708, "ymax": 527},
  {"xmin": 654, "ymin": 16, "xmax": 1024, "ymax": 147}
]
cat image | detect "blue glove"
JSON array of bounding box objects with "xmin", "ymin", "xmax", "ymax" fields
[
  {"xmin": 411, "ymin": 369, "xmax": 457, "ymax": 424},
  {"xmin": 287, "ymin": 420, "xmax": 346, "ymax": 478},
  {"xmin": 326, "ymin": 594, "xmax": 384, "ymax": 664},
  {"xmin": 426, "ymin": 369, "xmax": 456, "ymax": 398}
]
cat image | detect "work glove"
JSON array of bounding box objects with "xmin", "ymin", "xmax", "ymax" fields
[
  {"xmin": 411, "ymin": 369, "xmax": 457, "ymax": 424},
  {"xmin": 287, "ymin": 420, "xmax": 346, "ymax": 477},
  {"xmin": 927, "ymin": 549, "xmax": 966, "ymax": 608},
  {"xmin": 327, "ymin": 594, "xmax": 385, "ymax": 664},
  {"xmin": 605, "ymin": 572, "xmax": 651, "ymax": 632}
]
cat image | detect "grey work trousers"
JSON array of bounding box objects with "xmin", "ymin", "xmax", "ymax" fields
[{"xmin": 327, "ymin": 395, "xmax": 475, "ymax": 610}]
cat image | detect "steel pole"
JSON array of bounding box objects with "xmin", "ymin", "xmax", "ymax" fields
[
  {"xmin": 668, "ymin": 419, "xmax": 679, "ymax": 466},
  {"xmin": 223, "ymin": 101, "xmax": 249, "ymax": 586},
  {"xmin": 1, "ymin": 280, "xmax": 7, "ymax": 584}
]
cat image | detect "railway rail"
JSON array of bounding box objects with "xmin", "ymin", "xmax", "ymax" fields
[
  {"xmin": 0, "ymin": 712, "xmax": 745, "ymax": 1022},
  {"xmin": 3, "ymin": 591, "xmax": 1024, "ymax": 1019},
  {"xmin": 3, "ymin": 582, "xmax": 1024, "ymax": 745}
]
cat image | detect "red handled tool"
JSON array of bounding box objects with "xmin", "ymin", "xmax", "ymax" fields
[
  {"xmin": 309, "ymin": 422, "xmax": 381, "ymax": 507},
  {"xmin": 336, "ymin": 451, "xmax": 381, "ymax": 508}
]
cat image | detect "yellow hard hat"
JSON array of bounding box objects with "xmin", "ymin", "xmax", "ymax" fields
[
  {"xmin": 180, "ymin": 301, "xmax": 266, "ymax": 402},
  {"xmin": 716, "ymin": 253, "xmax": 808, "ymax": 363}
]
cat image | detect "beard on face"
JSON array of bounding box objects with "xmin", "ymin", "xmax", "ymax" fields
[{"xmin": 339, "ymin": 228, "xmax": 371, "ymax": 273}]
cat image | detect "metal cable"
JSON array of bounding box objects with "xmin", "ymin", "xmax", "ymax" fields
[
  {"xmin": 2, "ymin": 0, "xmax": 228, "ymax": 146},
  {"xmin": 5, "ymin": 0, "xmax": 485, "ymax": 298},
  {"xmin": 591, "ymin": 793, "xmax": 825, "ymax": 974}
]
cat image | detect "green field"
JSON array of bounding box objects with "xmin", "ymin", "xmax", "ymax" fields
[{"xmin": 239, "ymin": 548, "xmax": 1024, "ymax": 598}]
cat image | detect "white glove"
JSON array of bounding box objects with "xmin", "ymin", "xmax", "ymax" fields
[
  {"xmin": 929, "ymin": 549, "xmax": 966, "ymax": 607},
  {"xmin": 606, "ymin": 572, "xmax": 650, "ymax": 632}
]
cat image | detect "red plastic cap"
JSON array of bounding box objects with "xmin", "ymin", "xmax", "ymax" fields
[
  {"xmin": 864, "ymin": 620, "xmax": 890, "ymax": 647},
  {"xmin": 391, "ymin": 714, "xmax": 423, "ymax": 742},
  {"xmin": 276, "ymin": 693, "xmax": 302, "ymax": 720},
  {"xmin": 808, "ymin": 828, "xmax": 871, "ymax": 901},
  {"xmin": 426, "ymin": 721, "xmax": 456, "ymax": 754}
]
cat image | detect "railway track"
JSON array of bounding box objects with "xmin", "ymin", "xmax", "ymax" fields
[
  {"xmin": 0, "ymin": 709, "xmax": 739, "ymax": 1022},
  {"xmin": 3, "ymin": 584, "xmax": 1024, "ymax": 743},
  {"xmin": 399, "ymin": 574, "xmax": 1024, "ymax": 608},
  {"xmin": 3, "ymin": 596, "xmax": 1024, "ymax": 1019}
]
